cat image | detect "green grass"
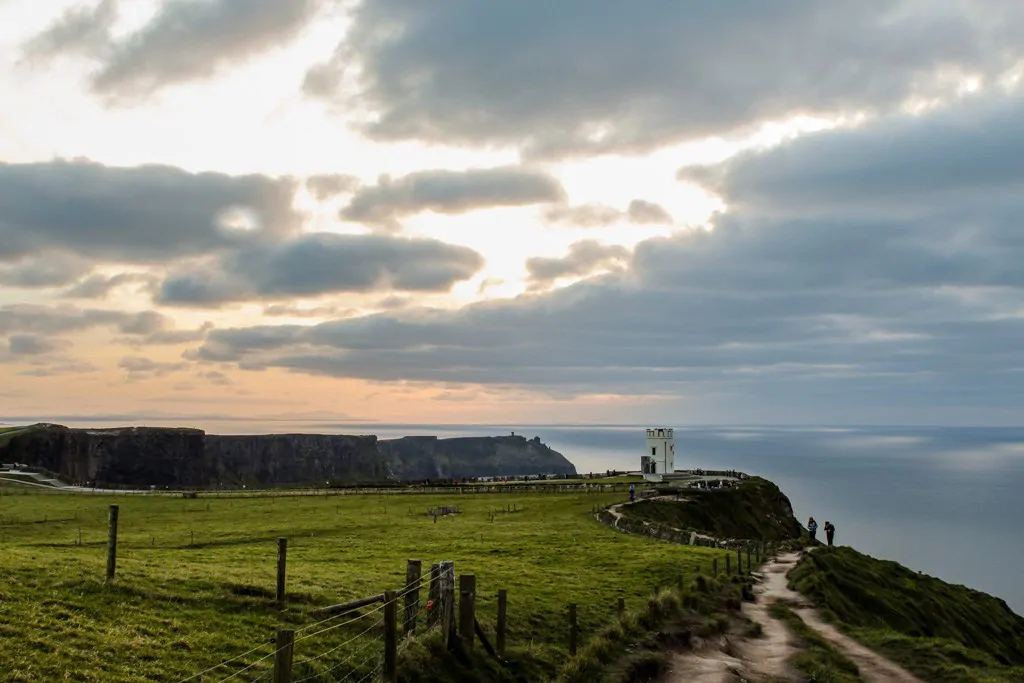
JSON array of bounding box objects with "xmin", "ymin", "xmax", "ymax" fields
[
  {"xmin": 621, "ymin": 476, "xmax": 803, "ymax": 540},
  {"xmin": 789, "ymin": 546, "xmax": 1024, "ymax": 683},
  {"xmin": 0, "ymin": 489, "xmax": 727, "ymax": 682},
  {"xmin": 769, "ymin": 603, "xmax": 863, "ymax": 683}
]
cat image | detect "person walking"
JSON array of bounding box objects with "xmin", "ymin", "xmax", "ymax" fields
[
  {"xmin": 628, "ymin": 483, "xmax": 636, "ymax": 503},
  {"xmin": 807, "ymin": 517, "xmax": 818, "ymax": 542},
  {"xmin": 825, "ymin": 521, "xmax": 835, "ymax": 547}
]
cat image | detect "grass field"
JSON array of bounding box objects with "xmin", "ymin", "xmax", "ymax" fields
[{"xmin": 0, "ymin": 488, "xmax": 725, "ymax": 682}]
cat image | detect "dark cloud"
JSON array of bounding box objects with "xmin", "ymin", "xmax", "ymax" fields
[
  {"xmin": 0, "ymin": 159, "xmax": 300, "ymax": 263},
  {"xmin": 27, "ymin": 0, "xmax": 326, "ymax": 98},
  {"xmin": 8, "ymin": 334, "xmax": 74, "ymax": 356},
  {"xmin": 22, "ymin": 0, "xmax": 116, "ymax": 60},
  {"xmin": 185, "ymin": 89, "xmax": 1024, "ymax": 421},
  {"xmin": 526, "ymin": 241, "xmax": 629, "ymax": 288},
  {"xmin": 682, "ymin": 90, "xmax": 1024, "ymax": 222},
  {"xmin": 157, "ymin": 233, "xmax": 484, "ymax": 306},
  {"xmin": 544, "ymin": 199, "xmax": 673, "ymax": 227},
  {"xmin": 312, "ymin": 0, "xmax": 1023, "ymax": 157},
  {"xmin": 341, "ymin": 166, "xmax": 565, "ymax": 231},
  {"xmin": 306, "ymin": 174, "xmax": 360, "ymax": 201}
]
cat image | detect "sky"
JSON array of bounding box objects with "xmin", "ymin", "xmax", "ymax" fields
[{"xmin": 1, "ymin": 0, "xmax": 1023, "ymax": 427}]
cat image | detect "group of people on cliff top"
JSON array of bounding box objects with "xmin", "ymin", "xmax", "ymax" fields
[{"xmin": 807, "ymin": 517, "xmax": 836, "ymax": 546}]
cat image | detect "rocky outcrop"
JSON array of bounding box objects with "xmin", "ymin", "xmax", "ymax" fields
[
  {"xmin": 0, "ymin": 424, "xmax": 384, "ymax": 488},
  {"xmin": 379, "ymin": 434, "xmax": 577, "ymax": 479}
]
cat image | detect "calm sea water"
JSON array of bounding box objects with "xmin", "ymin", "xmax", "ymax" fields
[{"xmin": 35, "ymin": 418, "xmax": 1024, "ymax": 616}]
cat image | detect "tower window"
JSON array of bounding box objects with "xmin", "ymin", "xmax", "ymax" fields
[{"xmin": 651, "ymin": 447, "xmax": 656, "ymax": 456}]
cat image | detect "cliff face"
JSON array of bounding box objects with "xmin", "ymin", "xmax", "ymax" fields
[
  {"xmin": 0, "ymin": 425, "xmax": 209, "ymax": 487},
  {"xmin": 205, "ymin": 434, "xmax": 385, "ymax": 487},
  {"xmin": 0, "ymin": 424, "xmax": 384, "ymax": 488},
  {"xmin": 379, "ymin": 434, "xmax": 577, "ymax": 479}
]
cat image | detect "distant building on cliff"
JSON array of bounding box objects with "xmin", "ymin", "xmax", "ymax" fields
[{"xmin": 641, "ymin": 427, "xmax": 675, "ymax": 482}]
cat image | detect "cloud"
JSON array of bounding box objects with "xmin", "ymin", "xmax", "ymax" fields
[
  {"xmin": 118, "ymin": 356, "xmax": 188, "ymax": 380},
  {"xmin": 184, "ymin": 89, "xmax": 1024, "ymax": 421},
  {"xmin": 0, "ymin": 252, "xmax": 94, "ymax": 288},
  {"xmin": 62, "ymin": 272, "xmax": 159, "ymax": 299},
  {"xmin": 199, "ymin": 370, "xmax": 232, "ymax": 386},
  {"xmin": 0, "ymin": 304, "xmax": 169, "ymax": 336},
  {"xmin": 8, "ymin": 334, "xmax": 74, "ymax": 356},
  {"xmin": 22, "ymin": 0, "xmax": 117, "ymax": 60},
  {"xmin": 627, "ymin": 200, "xmax": 673, "ymax": 225},
  {"xmin": 157, "ymin": 233, "xmax": 485, "ymax": 306},
  {"xmin": 543, "ymin": 199, "xmax": 673, "ymax": 227},
  {"xmin": 114, "ymin": 322, "xmax": 214, "ymax": 347},
  {"xmin": 312, "ymin": 0, "xmax": 1024, "ymax": 157},
  {"xmin": 306, "ymin": 174, "xmax": 360, "ymax": 201},
  {"xmin": 263, "ymin": 304, "xmax": 352, "ymax": 318},
  {"xmin": 0, "ymin": 159, "xmax": 300, "ymax": 263},
  {"xmin": 526, "ymin": 241, "xmax": 630, "ymax": 288},
  {"xmin": 682, "ymin": 90, "xmax": 1024, "ymax": 222},
  {"xmin": 26, "ymin": 0, "xmax": 326, "ymax": 98},
  {"xmin": 340, "ymin": 166, "xmax": 565, "ymax": 231}
]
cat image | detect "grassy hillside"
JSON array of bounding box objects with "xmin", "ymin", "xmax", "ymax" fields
[
  {"xmin": 0, "ymin": 488, "xmax": 736, "ymax": 682},
  {"xmin": 621, "ymin": 476, "xmax": 803, "ymax": 540},
  {"xmin": 789, "ymin": 546, "xmax": 1024, "ymax": 683}
]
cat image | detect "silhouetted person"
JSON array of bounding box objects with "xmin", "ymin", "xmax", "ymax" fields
[
  {"xmin": 825, "ymin": 521, "xmax": 835, "ymax": 547},
  {"xmin": 807, "ymin": 517, "xmax": 818, "ymax": 541}
]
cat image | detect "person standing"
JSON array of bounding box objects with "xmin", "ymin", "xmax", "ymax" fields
[
  {"xmin": 825, "ymin": 521, "xmax": 835, "ymax": 547},
  {"xmin": 628, "ymin": 483, "xmax": 636, "ymax": 503},
  {"xmin": 807, "ymin": 517, "xmax": 818, "ymax": 542}
]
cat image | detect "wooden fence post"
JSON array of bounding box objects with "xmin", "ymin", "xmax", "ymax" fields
[
  {"xmin": 405, "ymin": 559, "xmax": 422, "ymax": 635},
  {"xmin": 106, "ymin": 505, "xmax": 119, "ymax": 583},
  {"xmin": 273, "ymin": 628, "xmax": 294, "ymax": 683},
  {"xmin": 617, "ymin": 597, "xmax": 625, "ymax": 615},
  {"xmin": 439, "ymin": 560, "xmax": 455, "ymax": 648},
  {"xmin": 428, "ymin": 563, "xmax": 440, "ymax": 627},
  {"xmin": 713, "ymin": 558, "xmax": 719, "ymax": 575},
  {"xmin": 496, "ymin": 589, "xmax": 507, "ymax": 656},
  {"xmin": 568, "ymin": 604, "xmax": 578, "ymax": 656},
  {"xmin": 459, "ymin": 574, "xmax": 476, "ymax": 650},
  {"xmin": 383, "ymin": 590, "xmax": 397, "ymax": 682},
  {"xmin": 725, "ymin": 553, "xmax": 732, "ymax": 575},
  {"xmin": 736, "ymin": 547, "xmax": 743, "ymax": 574},
  {"xmin": 277, "ymin": 538, "xmax": 288, "ymax": 603}
]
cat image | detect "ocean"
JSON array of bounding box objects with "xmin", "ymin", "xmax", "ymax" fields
[{"xmin": 28, "ymin": 418, "xmax": 1024, "ymax": 616}]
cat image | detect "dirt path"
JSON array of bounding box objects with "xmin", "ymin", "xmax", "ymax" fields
[
  {"xmin": 663, "ymin": 552, "xmax": 925, "ymax": 683},
  {"xmin": 663, "ymin": 555, "xmax": 800, "ymax": 682},
  {"xmin": 602, "ymin": 499, "xmax": 718, "ymax": 544}
]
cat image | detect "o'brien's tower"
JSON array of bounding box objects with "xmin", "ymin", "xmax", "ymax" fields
[{"xmin": 641, "ymin": 427, "xmax": 675, "ymax": 482}]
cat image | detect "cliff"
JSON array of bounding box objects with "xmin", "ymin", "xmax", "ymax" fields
[
  {"xmin": 0, "ymin": 424, "xmax": 385, "ymax": 488},
  {"xmin": 378, "ymin": 434, "xmax": 577, "ymax": 479},
  {"xmin": 0, "ymin": 425, "xmax": 574, "ymax": 487}
]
